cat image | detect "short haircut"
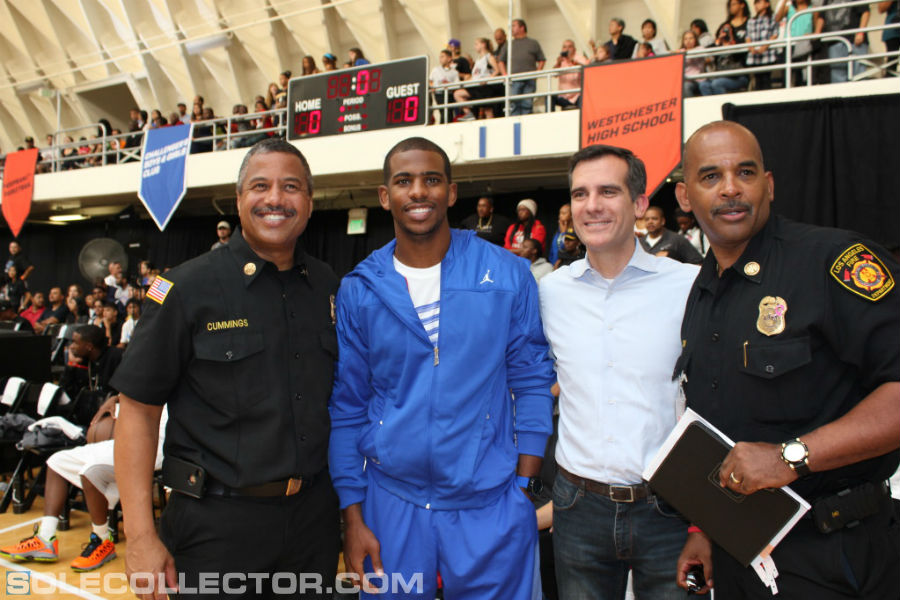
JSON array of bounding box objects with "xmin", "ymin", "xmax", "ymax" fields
[
  {"xmin": 691, "ymin": 19, "xmax": 709, "ymax": 34},
  {"xmin": 478, "ymin": 196, "xmax": 494, "ymax": 206},
  {"xmin": 74, "ymin": 324, "xmax": 107, "ymax": 350},
  {"xmin": 236, "ymin": 138, "xmax": 313, "ymax": 195},
  {"xmin": 126, "ymin": 298, "xmax": 142, "ymax": 308},
  {"xmin": 642, "ymin": 19, "xmax": 657, "ymax": 33},
  {"xmin": 645, "ymin": 205, "xmax": 664, "ymax": 217},
  {"xmin": 568, "ymin": 145, "xmax": 647, "ymax": 201},
  {"xmin": 612, "ymin": 17, "xmax": 625, "ymax": 29},
  {"xmin": 382, "ymin": 137, "xmax": 452, "ymax": 185},
  {"xmin": 513, "ymin": 18, "xmax": 527, "ymax": 32},
  {"xmin": 523, "ymin": 238, "xmax": 543, "ymax": 258},
  {"xmin": 440, "ymin": 49, "xmax": 452, "ymax": 58}
]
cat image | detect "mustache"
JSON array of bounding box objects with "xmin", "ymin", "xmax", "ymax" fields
[
  {"xmin": 252, "ymin": 207, "xmax": 297, "ymax": 216},
  {"xmin": 711, "ymin": 201, "xmax": 752, "ymax": 216}
]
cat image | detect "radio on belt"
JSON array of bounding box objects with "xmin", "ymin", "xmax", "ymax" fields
[{"xmin": 287, "ymin": 56, "xmax": 428, "ymax": 139}]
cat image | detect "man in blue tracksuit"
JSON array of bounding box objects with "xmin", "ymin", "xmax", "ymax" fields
[{"xmin": 329, "ymin": 137, "xmax": 555, "ymax": 599}]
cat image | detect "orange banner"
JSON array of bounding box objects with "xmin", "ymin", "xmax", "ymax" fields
[
  {"xmin": 2, "ymin": 148, "xmax": 39, "ymax": 238},
  {"xmin": 580, "ymin": 54, "xmax": 684, "ymax": 196}
]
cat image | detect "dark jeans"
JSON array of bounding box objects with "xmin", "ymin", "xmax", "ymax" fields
[
  {"xmin": 509, "ymin": 79, "xmax": 536, "ymax": 115},
  {"xmin": 552, "ymin": 472, "xmax": 687, "ymax": 600},
  {"xmin": 159, "ymin": 477, "xmax": 341, "ymax": 599}
]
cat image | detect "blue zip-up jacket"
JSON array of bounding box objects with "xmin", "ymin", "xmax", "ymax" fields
[{"xmin": 329, "ymin": 229, "xmax": 555, "ymax": 510}]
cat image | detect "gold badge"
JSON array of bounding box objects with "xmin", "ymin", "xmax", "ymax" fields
[
  {"xmin": 243, "ymin": 262, "xmax": 257, "ymax": 276},
  {"xmin": 830, "ymin": 243, "xmax": 894, "ymax": 302},
  {"xmin": 756, "ymin": 296, "xmax": 787, "ymax": 336},
  {"xmin": 744, "ymin": 262, "xmax": 761, "ymax": 276}
]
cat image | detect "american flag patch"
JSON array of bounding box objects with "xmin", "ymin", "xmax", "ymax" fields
[{"xmin": 147, "ymin": 276, "xmax": 174, "ymax": 305}]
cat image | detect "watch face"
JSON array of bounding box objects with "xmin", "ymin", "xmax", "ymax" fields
[
  {"xmin": 783, "ymin": 441, "xmax": 806, "ymax": 463},
  {"xmin": 529, "ymin": 478, "xmax": 543, "ymax": 495}
]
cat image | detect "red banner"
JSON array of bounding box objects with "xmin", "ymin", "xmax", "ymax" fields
[
  {"xmin": 580, "ymin": 54, "xmax": 684, "ymax": 196},
  {"xmin": 2, "ymin": 148, "xmax": 39, "ymax": 237}
]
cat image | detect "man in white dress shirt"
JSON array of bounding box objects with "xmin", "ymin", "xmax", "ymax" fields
[{"xmin": 538, "ymin": 144, "xmax": 699, "ymax": 599}]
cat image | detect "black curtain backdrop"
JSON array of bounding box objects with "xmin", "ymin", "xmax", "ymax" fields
[{"xmin": 722, "ymin": 94, "xmax": 900, "ymax": 250}]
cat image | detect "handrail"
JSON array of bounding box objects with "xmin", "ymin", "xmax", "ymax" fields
[{"xmin": 2, "ymin": 7, "xmax": 896, "ymax": 172}]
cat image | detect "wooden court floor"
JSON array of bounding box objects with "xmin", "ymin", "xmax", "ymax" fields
[{"xmin": 0, "ymin": 497, "xmax": 133, "ymax": 599}]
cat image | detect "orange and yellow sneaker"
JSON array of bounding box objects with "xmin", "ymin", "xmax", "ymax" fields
[
  {"xmin": 70, "ymin": 533, "xmax": 116, "ymax": 572},
  {"xmin": 0, "ymin": 525, "xmax": 59, "ymax": 562}
]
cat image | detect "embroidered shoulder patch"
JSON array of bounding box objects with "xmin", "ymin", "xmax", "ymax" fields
[
  {"xmin": 146, "ymin": 276, "xmax": 174, "ymax": 305},
  {"xmin": 829, "ymin": 243, "xmax": 894, "ymax": 302}
]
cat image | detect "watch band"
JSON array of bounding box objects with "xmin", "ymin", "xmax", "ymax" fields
[{"xmin": 781, "ymin": 438, "xmax": 811, "ymax": 478}]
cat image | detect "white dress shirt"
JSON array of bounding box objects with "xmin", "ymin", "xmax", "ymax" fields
[{"xmin": 539, "ymin": 239, "xmax": 698, "ymax": 484}]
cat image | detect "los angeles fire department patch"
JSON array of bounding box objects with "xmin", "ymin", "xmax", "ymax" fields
[{"xmin": 830, "ymin": 243, "xmax": 894, "ymax": 301}]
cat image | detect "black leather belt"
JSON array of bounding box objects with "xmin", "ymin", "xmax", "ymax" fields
[
  {"xmin": 559, "ymin": 466, "xmax": 652, "ymax": 502},
  {"xmin": 206, "ymin": 474, "xmax": 314, "ymax": 498}
]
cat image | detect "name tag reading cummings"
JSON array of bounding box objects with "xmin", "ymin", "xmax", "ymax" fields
[{"xmin": 206, "ymin": 319, "xmax": 249, "ymax": 331}]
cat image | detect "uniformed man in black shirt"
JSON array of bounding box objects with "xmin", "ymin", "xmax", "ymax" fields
[
  {"xmin": 112, "ymin": 138, "xmax": 340, "ymax": 599},
  {"xmin": 672, "ymin": 121, "xmax": 899, "ymax": 599}
]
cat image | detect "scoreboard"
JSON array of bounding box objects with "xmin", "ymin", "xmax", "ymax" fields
[{"xmin": 287, "ymin": 56, "xmax": 428, "ymax": 139}]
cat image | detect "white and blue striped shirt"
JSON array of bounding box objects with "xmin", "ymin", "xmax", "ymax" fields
[{"xmin": 394, "ymin": 257, "xmax": 441, "ymax": 347}]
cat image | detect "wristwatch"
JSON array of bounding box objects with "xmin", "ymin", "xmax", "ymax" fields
[
  {"xmin": 780, "ymin": 438, "xmax": 810, "ymax": 478},
  {"xmin": 517, "ymin": 475, "xmax": 544, "ymax": 496}
]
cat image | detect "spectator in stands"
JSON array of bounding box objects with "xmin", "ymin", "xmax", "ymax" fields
[
  {"xmin": 322, "ymin": 53, "xmax": 338, "ymax": 71},
  {"xmin": 775, "ymin": 0, "xmax": 815, "ymax": 86},
  {"xmin": 548, "ymin": 203, "xmax": 572, "ymax": 265},
  {"xmin": 65, "ymin": 295, "xmax": 90, "ymax": 325},
  {"xmin": 746, "ymin": 0, "xmax": 781, "ymax": 90},
  {"xmin": 190, "ymin": 102, "xmax": 203, "ymax": 122},
  {"xmin": 119, "ymin": 298, "xmax": 141, "ymax": 346},
  {"xmin": 692, "ymin": 18, "xmax": 716, "ymax": 47},
  {"xmin": 5, "ymin": 241, "xmax": 33, "ymax": 281},
  {"xmin": 167, "ymin": 111, "xmax": 181, "ymax": 127},
  {"xmin": 498, "ymin": 19, "xmax": 546, "ymax": 116},
  {"xmin": 99, "ymin": 300, "xmax": 121, "ymax": 347},
  {"xmin": 193, "ymin": 95, "xmax": 205, "ymax": 110},
  {"xmin": 553, "ymin": 40, "xmax": 589, "ymax": 110},
  {"xmin": 430, "ymin": 50, "xmax": 460, "ymax": 123},
  {"xmin": 191, "ymin": 107, "xmax": 214, "ymax": 154},
  {"xmin": 605, "ymin": 18, "xmax": 638, "ymax": 59},
  {"xmin": 447, "ymin": 39, "xmax": 472, "ymax": 80},
  {"xmin": 674, "ymin": 208, "xmax": 709, "ymax": 256},
  {"xmin": 34, "ymin": 287, "xmax": 68, "ymax": 334},
  {"xmin": 555, "ymin": 228, "xmax": 585, "ymax": 269},
  {"xmin": 523, "ymin": 238, "xmax": 554, "ymax": 282},
  {"xmin": 302, "ymin": 55, "xmax": 320, "ymax": 75},
  {"xmin": 679, "ymin": 30, "xmax": 707, "ymax": 96},
  {"xmin": 460, "ymin": 196, "xmax": 512, "ymax": 245},
  {"xmin": 814, "ymin": 0, "xmax": 870, "ymax": 83},
  {"xmin": 348, "ymin": 47, "xmax": 370, "ymax": 66},
  {"xmin": 67, "ymin": 284, "xmax": 83, "ymax": 300},
  {"xmin": 633, "ymin": 18, "xmax": 670, "ymax": 56},
  {"xmin": 699, "ymin": 0, "xmax": 751, "ymax": 95},
  {"xmin": 275, "ymin": 71, "xmax": 290, "ymax": 105},
  {"xmin": 639, "ymin": 206, "xmax": 703, "ymax": 264},
  {"xmin": 247, "ymin": 99, "xmax": 274, "ymax": 144},
  {"xmin": 176, "ymin": 102, "xmax": 190, "ymax": 125},
  {"xmin": 591, "ymin": 43, "xmax": 613, "ymax": 64},
  {"xmin": 505, "ymin": 198, "xmax": 547, "ymax": 256},
  {"xmin": 493, "ymin": 28, "xmax": 508, "ymax": 74},
  {"xmin": 265, "ymin": 83, "xmax": 280, "ymax": 108},
  {"xmin": 60, "ymin": 135, "xmax": 78, "ymax": 169},
  {"xmin": 103, "ymin": 262, "xmax": 122, "ymax": 289},
  {"xmin": 636, "ymin": 42, "xmax": 656, "ymax": 57},
  {"xmin": 19, "ymin": 291, "xmax": 48, "ymax": 327},
  {"xmin": 212, "ymin": 220, "xmax": 232, "ymax": 250},
  {"xmin": 454, "ymin": 37, "xmax": 504, "ymax": 120},
  {"xmin": 90, "ymin": 298, "xmax": 104, "ymax": 327},
  {"xmin": 0, "ymin": 299, "xmax": 32, "ymax": 332}
]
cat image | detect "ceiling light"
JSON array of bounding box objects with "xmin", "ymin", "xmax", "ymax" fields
[{"xmin": 48, "ymin": 214, "xmax": 89, "ymax": 222}]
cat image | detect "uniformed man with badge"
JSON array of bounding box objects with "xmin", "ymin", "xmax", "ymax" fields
[
  {"xmin": 672, "ymin": 121, "xmax": 899, "ymax": 599},
  {"xmin": 113, "ymin": 138, "xmax": 341, "ymax": 599}
]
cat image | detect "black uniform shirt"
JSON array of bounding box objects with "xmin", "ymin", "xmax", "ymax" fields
[
  {"xmin": 111, "ymin": 229, "xmax": 339, "ymax": 488},
  {"xmin": 459, "ymin": 212, "xmax": 512, "ymax": 246},
  {"xmin": 676, "ymin": 215, "xmax": 899, "ymax": 500}
]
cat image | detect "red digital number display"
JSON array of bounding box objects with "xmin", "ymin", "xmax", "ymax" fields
[
  {"xmin": 326, "ymin": 69, "xmax": 383, "ymax": 98},
  {"xmin": 386, "ymin": 97, "xmax": 419, "ymax": 124},
  {"xmin": 294, "ymin": 110, "xmax": 322, "ymax": 135}
]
